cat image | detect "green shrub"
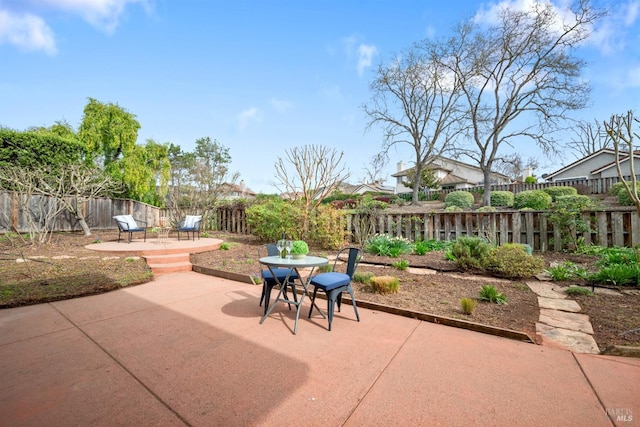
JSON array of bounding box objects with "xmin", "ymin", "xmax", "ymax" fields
[
  {"xmin": 565, "ymin": 286, "xmax": 593, "ymax": 296},
  {"xmin": 596, "ymin": 247, "xmax": 639, "ymax": 268},
  {"xmin": 476, "ymin": 206, "xmax": 496, "ymax": 212},
  {"xmin": 219, "ymin": 242, "xmax": 231, "ymax": 250},
  {"xmin": 353, "ymin": 271, "xmax": 373, "ymax": 284},
  {"xmin": 545, "ymin": 261, "xmax": 589, "ymax": 281},
  {"xmin": 413, "ymin": 239, "xmax": 449, "ymax": 255},
  {"xmin": 246, "ymin": 198, "xmax": 303, "ymax": 241},
  {"xmin": 543, "ymin": 186, "xmax": 578, "ymax": 201},
  {"xmin": 479, "ymin": 285, "xmax": 508, "ymax": 304},
  {"xmin": 490, "ymin": 191, "xmax": 514, "ymax": 207},
  {"xmin": 608, "ymin": 181, "xmax": 629, "ymax": 196},
  {"xmin": 369, "ymin": 276, "xmax": 400, "ymax": 294},
  {"xmin": 308, "ymin": 204, "xmax": 346, "ymax": 250},
  {"xmin": 592, "ymin": 264, "xmax": 639, "ymax": 286},
  {"xmin": 444, "ymin": 191, "xmax": 474, "ymax": 209},
  {"xmin": 524, "ymin": 176, "xmax": 537, "ymax": 184},
  {"xmin": 391, "ymin": 259, "xmax": 409, "ymax": 270},
  {"xmin": 444, "ymin": 205, "xmax": 464, "ymax": 212},
  {"xmin": 547, "ymin": 194, "xmax": 600, "ymax": 251},
  {"xmin": 365, "ymin": 234, "xmax": 414, "ymax": 257},
  {"xmin": 485, "ymin": 244, "xmax": 545, "ymax": 278},
  {"xmin": 513, "ymin": 190, "xmax": 552, "ymax": 210},
  {"xmin": 460, "ymin": 298, "xmax": 478, "ymax": 315},
  {"xmin": 555, "ymin": 194, "xmax": 596, "ymax": 210},
  {"xmin": 450, "ymin": 236, "xmax": 493, "ymax": 270},
  {"xmin": 618, "ymin": 188, "xmax": 640, "ymax": 206}
]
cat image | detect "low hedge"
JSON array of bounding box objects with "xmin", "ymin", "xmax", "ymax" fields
[
  {"xmin": 513, "ymin": 190, "xmax": 552, "ymax": 210},
  {"xmin": 444, "ymin": 191, "xmax": 474, "ymax": 209}
]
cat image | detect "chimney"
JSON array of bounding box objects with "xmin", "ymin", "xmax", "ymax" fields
[
  {"xmin": 240, "ymin": 180, "xmax": 246, "ymax": 197},
  {"xmin": 397, "ymin": 161, "xmax": 406, "ymax": 173},
  {"xmin": 521, "ymin": 167, "xmax": 533, "ymax": 181}
]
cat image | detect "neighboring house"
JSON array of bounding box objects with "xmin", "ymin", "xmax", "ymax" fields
[
  {"xmin": 220, "ymin": 180, "xmax": 256, "ymax": 199},
  {"xmin": 544, "ymin": 149, "xmax": 640, "ymax": 182},
  {"xmin": 311, "ymin": 181, "xmax": 395, "ymax": 200},
  {"xmin": 335, "ymin": 181, "xmax": 395, "ymax": 196},
  {"xmin": 392, "ymin": 156, "xmax": 512, "ymax": 193}
]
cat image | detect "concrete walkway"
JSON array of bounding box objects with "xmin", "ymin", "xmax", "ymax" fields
[{"xmin": 1, "ymin": 272, "xmax": 639, "ymax": 426}]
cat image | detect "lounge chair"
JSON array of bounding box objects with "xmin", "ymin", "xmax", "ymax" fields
[
  {"xmin": 113, "ymin": 215, "xmax": 147, "ymax": 243},
  {"xmin": 177, "ymin": 215, "xmax": 202, "ymax": 241}
]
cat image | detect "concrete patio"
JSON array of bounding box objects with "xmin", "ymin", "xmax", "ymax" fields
[{"xmin": 1, "ymin": 272, "xmax": 638, "ymax": 426}]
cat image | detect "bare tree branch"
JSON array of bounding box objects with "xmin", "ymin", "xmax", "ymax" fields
[
  {"xmin": 363, "ymin": 41, "xmax": 466, "ymax": 204},
  {"xmin": 604, "ymin": 111, "xmax": 640, "ymax": 216},
  {"xmin": 273, "ymin": 145, "xmax": 349, "ymax": 238}
]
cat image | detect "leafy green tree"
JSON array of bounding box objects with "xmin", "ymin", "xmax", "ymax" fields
[
  {"xmin": 77, "ymin": 98, "xmax": 170, "ymax": 205},
  {"xmin": 78, "ymin": 97, "xmax": 140, "ymax": 167},
  {"xmin": 401, "ymin": 167, "xmax": 440, "ymax": 191},
  {"xmin": 0, "ymin": 128, "xmax": 83, "ymax": 170},
  {"xmin": 165, "ymin": 138, "xmax": 237, "ymax": 227}
]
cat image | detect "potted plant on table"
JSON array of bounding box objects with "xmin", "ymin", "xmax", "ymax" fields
[{"xmin": 289, "ymin": 240, "xmax": 309, "ymax": 259}]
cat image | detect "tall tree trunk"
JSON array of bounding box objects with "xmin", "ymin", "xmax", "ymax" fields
[{"xmin": 483, "ymin": 168, "xmax": 492, "ymax": 206}]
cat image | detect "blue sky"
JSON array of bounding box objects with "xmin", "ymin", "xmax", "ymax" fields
[{"xmin": 1, "ymin": 0, "xmax": 639, "ymax": 193}]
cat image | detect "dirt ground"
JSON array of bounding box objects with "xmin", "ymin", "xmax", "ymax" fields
[
  {"xmin": 2, "ymin": 230, "xmax": 639, "ymax": 351},
  {"xmin": 192, "ymin": 232, "xmax": 640, "ymax": 350}
]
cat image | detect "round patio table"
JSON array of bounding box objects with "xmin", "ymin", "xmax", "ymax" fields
[{"xmin": 259, "ymin": 255, "xmax": 328, "ymax": 334}]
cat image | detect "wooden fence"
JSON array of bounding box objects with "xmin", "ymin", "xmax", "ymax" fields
[
  {"xmin": 2, "ymin": 190, "xmax": 638, "ymax": 251},
  {"xmin": 405, "ymin": 175, "xmax": 636, "ymax": 200},
  {"xmin": 345, "ymin": 208, "xmax": 639, "ymax": 251},
  {"xmin": 0, "ymin": 191, "xmax": 161, "ymax": 233},
  {"xmin": 214, "ymin": 205, "xmax": 639, "ymax": 251}
]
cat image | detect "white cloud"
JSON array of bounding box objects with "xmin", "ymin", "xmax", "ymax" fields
[
  {"xmin": 341, "ymin": 35, "xmax": 378, "ymax": 76},
  {"xmin": 35, "ymin": 0, "xmax": 152, "ymax": 33},
  {"xmin": 473, "ymin": 0, "xmax": 640, "ymax": 56},
  {"xmin": 0, "ymin": 0, "xmax": 151, "ymax": 54},
  {"xmin": 0, "ymin": 10, "xmax": 56, "ymax": 55},
  {"xmin": 588, "ymin": 1, "xmax": 640, "ymax": 55},
  {"xmin": 237, "ymin": 107, "xmax": 260, "ymax": 132},
  {"xmin": 270, "ymin": 97, "xmax": 293, "ymax": 113},
  {"xmin": 357, "ymin": 43, "xmax": 378, "ymax": 76}
]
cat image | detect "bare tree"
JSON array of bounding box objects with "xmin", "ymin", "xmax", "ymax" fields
[
  {"xmin": 568, "ymin": 118, "xmax": 612, "ymax": 159},
  {"xmin": 443, "ymin": 0, "xmax": 604, "ymax": 205},
  {"xmin": 0, "ymin": 164, "xmax": 120, "ymax": 238},
  {"xmin": 493, "ymin": 153, "xmax": 539, "ymax": 181},
  {"xmin": 363, "ymin": 42, "xmax": 465, "ymax": 205},
  {"xmin": 604, "ymin": 111, "xmax": 640, "ymax": 215},
  {"xmin": 273, "ymin": 144, "xmax": 349, "ymax": 237},
  {"xmin": 361, "ymin": 153, "xmax": 387, "ymax": 184}
]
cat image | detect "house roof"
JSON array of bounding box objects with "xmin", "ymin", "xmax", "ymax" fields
[
  {"xmin": 545, "ymin": 148, "xmax": 640, "ymax": 180},
  {"xmin": 438, "ymin": 173, "xmax": 470, "ymax": 185},
  {"xmin": 590, "ymin": 152, "xmax": 640, "ymax": 175},
  {"xmin": 220, "ymin": 182, "xmax": 256, "ymax": 196},
  {"xmin": 544, "ymin": 148, "xmax": 615, "ymax": 179},
  {"xmin": 391, "ymin": 155, "xmax": 510, "ymax": 182}
]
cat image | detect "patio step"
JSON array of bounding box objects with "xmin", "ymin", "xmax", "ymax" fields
[{"xmin": 144, "ymin": 253, "xmax": 192, "ymax": 274}]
